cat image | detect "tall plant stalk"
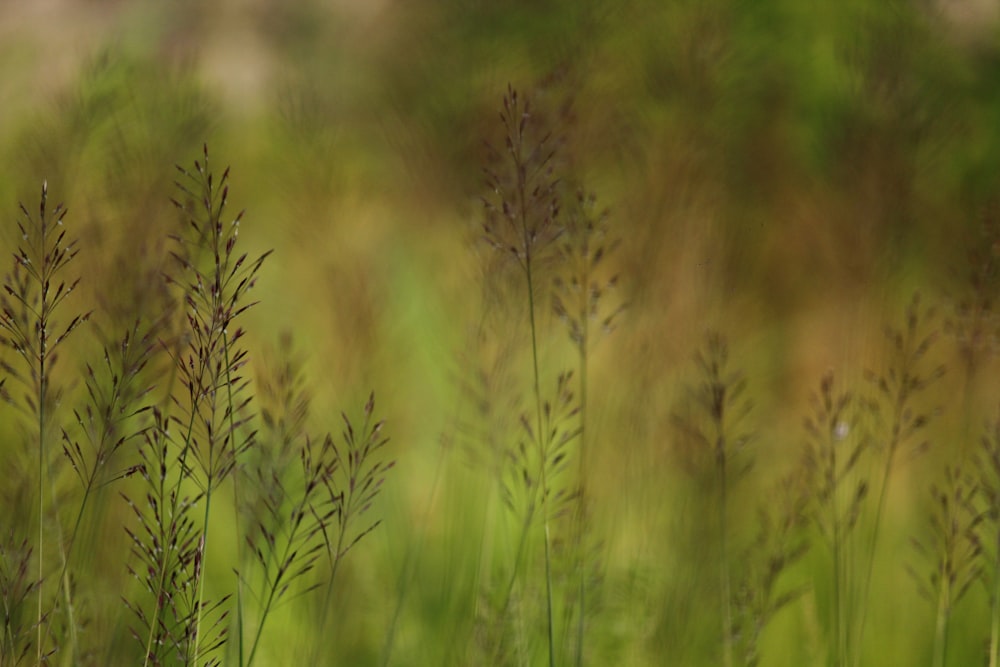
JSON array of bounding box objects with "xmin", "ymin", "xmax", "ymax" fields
[
  {"xmin": 0, "ymin": 181, "xmax": 88, "ymax": 664},
  {"xmin": 908, "ymin": 465, "xmax": 981, "ymax": 667},
  {"xmin": 553, "ymin": 189, "xmax": 623, "ymax": 667},
  {"xmin": 854, "ymin": 295, "xmax": 943, "ymax": 667},
  {"xmin": 802, "ymin": 372, "xmax": 866, "ymax": 667},
  {"xmin": 977, "ymin": 409, "xmax": 1000, "ymax": 667},
  {"xmin": 170, "ymin": 147, "xmax": 269, "ymax": 665},
  {"xmin": 482, "ymin": 85, "xmax": 565, "ymax": 666},
  {"xmin": 673, "ymin": 334, "xmax": 752, "ymax": 667},
  {"xmin": 125, "ymin": 146, "xmax": 268, "ymax": 667}
]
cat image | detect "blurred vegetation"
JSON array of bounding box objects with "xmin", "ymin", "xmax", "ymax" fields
[{"xmin": 1, "ymin": 0, "xmax": 1000, "ymax": 665}]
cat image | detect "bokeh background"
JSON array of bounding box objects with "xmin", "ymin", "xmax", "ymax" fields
[{"xmin": 3, "ymin": 0, "xmax": 1000, "ymax": 665}]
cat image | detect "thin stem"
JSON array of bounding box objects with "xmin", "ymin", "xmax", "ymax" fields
[
  {"xmin": 191, "ymin": 480, "xmax": 215, "ymax": 665},
  {"xmin": 574, "ymin": 219, "xmax": 591, "ymax": 667},
  {"xmin": 831, "ymin": 444, "xmax": 844, "ymax": 667},
  {"xmin": 488, "ymin": 498, "xmax": 537, "ymax": 666},
  {"xmin": 221, "ymin": 328, "xmax": 246, "ymax": 667},
  {"xmin": 36, "ymin": 388, "xmax": 44, "ymax": 667},
  {"xmin": 932, "ymin": 571, "xmax": 949, "ymax": 667},
  {"xmin": 990, "ymin": 533, "xmax": 1000, "ymax": 667},
  {"xmin": 526, "ymin": 258, "xmax": 556, "ymax": 667},
  {"xmin": 853, "ymin": 397, "xmax": 902, "ymax": 667},
  {"xmin": 142, "ymin": 406, "xmax": 199, "ymax": 667},
  {"xmin": 717, "ymin": 434, "xmax": 732, "ymax": 667},
  {"xmin": 522, "ymin": 181, "xmax": 557, "ymax": 667},
  {"xmin": 245, "ymin": 486, "xmax": 313, "ymax": 667},
  {"xmin": 574, "ymin": 344, "xmax": 587, "ymax": 667}
]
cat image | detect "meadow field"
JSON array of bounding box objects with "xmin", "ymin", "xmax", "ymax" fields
[{"xmin": 2, "ymin": 1, "xmax": 1000, "ymax": 665}]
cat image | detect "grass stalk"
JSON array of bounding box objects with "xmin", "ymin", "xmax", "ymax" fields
[
  {"xmin": 481, "ymin": 84, "xmax": 565, "ymax": 665},
  {"xmin": 853, "ymin": 296, "xmax": 942, "ymax": 667},
  {"xmin": 309, "ymin": 395, "xmax": 392, "ymax": 665},
  {"xmin": 991, "ymin": 531, "xmax": 1000, "ymax": 667},
  {"xmin": 552, "ymin": 189, "xmax": 622, "ymax": 667},
  {"xmin": 932, "ymin": 577, "xmax": 948, "ymax": 667},
  {"xmin": 0, "ymin": 181, "xmax": 88, "ymax": 665},
  {"xmin": 525, "ymin": 248, "xmax": 557, "ymax": 667},
  {"xmin": 975, "ymin": 410, "xmax": 1000, "ymax": 667},
  {"xmin": 574, "ymin": 343, "xmax": 587, "ymax": 667},
  {"xmin": 673, "ymin": 334, "xmax": 751, "ymax": 667},
  {"xmin": 803, "ymin": 372, "xmax": 865, "ymax": 667},
  {"xmin": 717, "ymin": 432, "xmax": 733, "ymax": 667},
  {"xmin": 909, "ymin": 465, "xmax": 981, "ymax": 667}
]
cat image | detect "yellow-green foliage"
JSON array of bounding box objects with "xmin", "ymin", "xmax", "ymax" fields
[{"xmin": 1, "ymin": 1, "xmax": 1000, "ymax": 666}]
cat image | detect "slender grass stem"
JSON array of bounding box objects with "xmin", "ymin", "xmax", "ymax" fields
[
  {"xmin": 488, "ymin": 500, "xmax": 536, "ymax": 666},
  {"xmin": 525, "ymin": 255, "xmax": 557, "ymax": 667},
  {"xmin": 36, "ymin": 389, "xmax": 44, "ymax": 667},
  {"xmin": 0, "ymin": 183, "xmax": 89, "ymax": 666},
  {"xmin": 854, "ymin": 299, "xmax": 941, "ymax": 667},
  {"xmin": 990, "ymin": 536, "xmax": 1000, "ymax": 667},
  {"xmin": 932, "ymin": 573, "xmax": 949, "ymax": 667},
  {"xmin": 717, "ymin": 435, "xmax": 732, "ymax": 667},
  {"xmin": 574, "ymin": 337, "xmax": 587, "ymax": 667},
  {"xmin": 853, "ymin": 393, "xmax": 904, "ymax": 667},
  {"xmin": 191, "ymin": 479, "xmax": 215, "ymax": 665},
  {"xmin": 831, "ymin": 451, "xmax": 844, "ymax": 667},
  {"xmin": 142, "ymin": 406, "xmax": 200, "ymax": 667},
  {"xmin": 221, "ymin": 331, "xmax": 247, "ymax": 667}
]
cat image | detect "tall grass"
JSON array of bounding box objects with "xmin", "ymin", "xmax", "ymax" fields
[
  {"xmin": 855, "ymin": 295, "xmax": 945, "ymax": 666},
  {"xmin": 909, "ymin": 464, "xmax": 981, "ymax": 667},
  {"xmin": 552, "ymin": 187, "xmax": 623, "ymax": 667},
  {"xmin": 0, "ymin": 181, "xmax": 90, "ymax": 664},
  {"xmin": 0, "ymin": 148, "xmax": 393, "ymax": 667},
  {"xmin": 673, "ymin": 333, "xmax": 753, "ymax": 667},
  {"xmin": 802, "ymin": 371, "xmax": 866, "ymax": 667},
  {"xmin": 6, "ymin": 68, "xmax": 1000, "ymax": 667},
  {"xmin": 480, "ymin": 84, "xmax": 570, "ymax": 667}
]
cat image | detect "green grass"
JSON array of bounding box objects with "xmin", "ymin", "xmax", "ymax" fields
[{"xmin": 5, "ymin": 2, "xmax": 1000, "ymax": 665}]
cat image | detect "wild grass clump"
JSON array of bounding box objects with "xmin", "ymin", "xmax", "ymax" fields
[
  {"xmin": 855, "ymin": 294, "xmax": 944, "ymax": 664},
  {"xmin": 0, "ymin": 181, "xmax": 90, "ymax": 664},
  {"xmin": 908, "ymin": 464, "xmax": 981, "ymax": 667},
  {"xmin": 801, "ymin": 371, "xmax": 866, "ymax": 667},
  {"xmin": 468, "ymin": 82, "xmax": 628, "ymax": 667},
  {"xmin": 0, "ymin": 147, "xmax": 393, "ymax": 667},
  {"xmin": 976, "ymin": 408, "xmax": 1000, "ymax": 667},
  {"xmin": 7, "ymin": 72, "xmax": 1000, "ymax": 667},
  {"xmin": 672, "ymin": 332, "xmax": 754, "ymax": 667},
  {"xmin": 478, "ymin": 84, "xmax": 574, "ymax": 667}
]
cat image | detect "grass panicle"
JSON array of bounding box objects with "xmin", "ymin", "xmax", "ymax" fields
[
  {"xmin": 975, "ymin": 407, "xmax": 1000, "ymax": 667},
  {"xmin": 124, "ymin": 148, "xmax": 269, "ymax": 667},
  {"xmin": 236, "ymin": 335, "xmax": 312, "ymax": 665},
  {"xmin": 480, "ymin": 84, "xmax": 569, "ymax": 667},
  {"xmin": 0, "ymin": 181, "xmax": 90, "ymax": 664},
  {"xmin": 0, "ymin": 534, "xmax": 45, "ymax": 666},
  {"xmin": 552, "ymin": 187, "xmax": 624, "ymax": 667},
  {"xmin": 481, "ymin": 84, "xmax": 563, "ymax": 276},
  {"xmin": 322, "ymin": 393, "xmax": 394, "ymax": 598},
  {"xmin": 908, "ymin": 464, "xmax": 982, "ymax": 667},
  {"xmin": 945, "ymin": 201, "xmax": 1000, "ymax": 435},
  {"xmin": 52, "ymin": 318, "xmax": 158, "ymax": 659},
  {"xmin": 855, "ymin": 293, "xmax": 945, "ymax": 666},
  {"xmin": 731, "ymin": 472, "xmax": 810, "ymax": 667},
  {"xmin": 309, "ymin": 393, "xmax": 394, "ymax": 664},
  {"xmin": 499, "ymin": 371, "xmax": 581, "ymax": 524},
  {"xmin": 0, "ymin": 147, "xmax": 395, "ymax": 667},
  {"xmin": 166, "ymin": 145, "xmax": 270, "ymax": 666},
  {"xmin": 240, "ymin": 430, "xmax": 335, "ymax": 667},
  {"xmin": 801, "ymin": 371, "xmax": 867, "ymax": 667},
  {"xmin": 122, "ymin": 407, "xmax": 215, "ymax": 666},
  {"xmin": 673, "ymin": 332, "xmax": 754, "ymax": 667}
]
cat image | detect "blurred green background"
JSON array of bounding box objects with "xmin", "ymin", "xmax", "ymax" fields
[{"xmin": 3, "ymin": 0, "xmax": 1000, "ymax": 665}]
